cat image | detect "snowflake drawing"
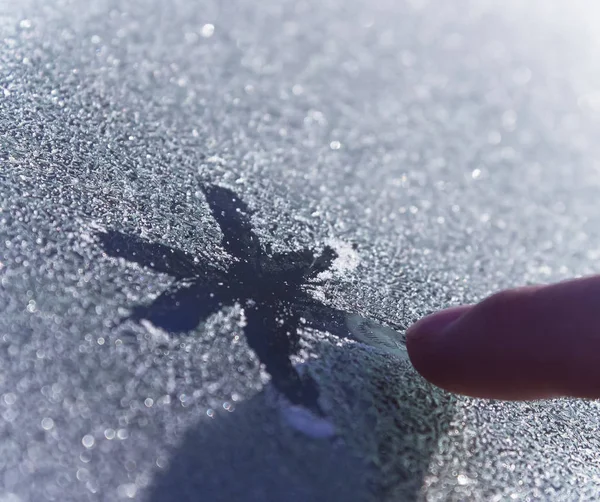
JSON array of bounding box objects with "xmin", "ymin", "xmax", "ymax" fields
[{"xmin": 98, "ymin": 184, "xmax": 405, "ymax": 413}]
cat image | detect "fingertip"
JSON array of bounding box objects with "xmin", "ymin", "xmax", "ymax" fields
[
  {"xmin": 406, "ymin": 305, "xmax": 473, "ymax": 344},
  {"xmin": 406, "ymin": 279, "xmax": 600, "ymax": 400},
  {"xmin": 406, "ymin": 305, "xmax": 472, "ymax": 385}
]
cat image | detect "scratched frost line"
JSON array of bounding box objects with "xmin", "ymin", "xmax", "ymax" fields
[{"xmin": 97, "ymin": 184, "xmax": 406, "ymax": 414}]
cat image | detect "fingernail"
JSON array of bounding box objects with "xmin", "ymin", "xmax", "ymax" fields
[{"xmin": 406, "ymin": 305, "xmax": 472, "ymax": 342}]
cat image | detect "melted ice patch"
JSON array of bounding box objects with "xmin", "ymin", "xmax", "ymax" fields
[
  {"xmin": 140, "ymin": 319, "xmax": 171, "ymax": 346},
  {"xmin": 280, "ymin": 404, "xmax": 336, "ymax": 439},
  {"xmin": 344, "ymin": 314, "xmax": 408, "ymax": 360}
]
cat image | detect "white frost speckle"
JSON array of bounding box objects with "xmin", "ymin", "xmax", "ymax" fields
[
  {"xmin": 117, "ymin": 483, "xmax": 137, "ymax": 499},
  {"xmin": 326, "ymin": 239, "xmax": 360, "ymax": 275},
  {"xmin": 200, "ymin": 23, "xmax": 215, "ymax": 38}
]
